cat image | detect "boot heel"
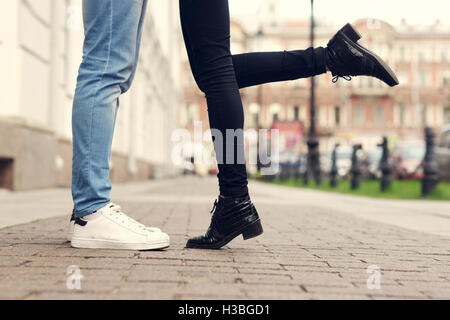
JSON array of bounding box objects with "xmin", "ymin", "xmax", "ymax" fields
[
  {"xmin": 340, "ymin": 23, "xmax": 361, "ymax": 42},
  {"xmin": 242, "ymin": 220, "xmax": 263, "ymax": 240}
]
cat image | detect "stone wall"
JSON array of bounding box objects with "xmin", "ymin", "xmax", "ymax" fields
[{"xmin": 0, "ymin": 119, "xmax": 57, "ymax": 190}]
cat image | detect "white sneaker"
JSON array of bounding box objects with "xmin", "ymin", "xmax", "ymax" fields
[
  {"xmin": 70, "ymin": 203, "xmax": 169, "ymax": 250},
  {"xmin": 67, "ymin": 203, "xmax": 162, "ymax": 241}
]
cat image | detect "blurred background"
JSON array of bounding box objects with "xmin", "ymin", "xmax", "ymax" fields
[{"xmin": 0, "ymin": 0, "xmax": 449, "ymax": 199}]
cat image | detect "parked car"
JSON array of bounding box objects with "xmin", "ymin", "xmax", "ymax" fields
[
  {"xmin": 436, "ymin": 124, "xmax": 450, "ymax": 181},
  {"xmin": 392, "ymin": 140, "xmax": 425, "ymax": 179}
]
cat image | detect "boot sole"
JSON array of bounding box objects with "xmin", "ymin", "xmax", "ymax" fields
[
  {"xmin": 353, "ymin": 41, "xmax": 399, "ymax": 86},
  {"xmin": 185, "ymin": 219, "xmax": 264, "ymax": 250},
  {"xmin": 339, "ymin": 24, "xmax": 399, "ymax": 87},
  {"xmin": 71, "ymin": 237, "xmax": 170, "ymax": 251}
]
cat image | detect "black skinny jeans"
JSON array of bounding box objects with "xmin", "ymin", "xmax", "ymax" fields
[{"xmin": 179, "ymin": 0, "xmax": 327, "ymax": 197}]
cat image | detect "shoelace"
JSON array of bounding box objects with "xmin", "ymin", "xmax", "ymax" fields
[
  {"xmin": 332, "ymin": 75, "xmax": 352, "ymax": 83},
  {"xmin": 108, "ymin": 204, "xmax": 147, "ymax": 231},
  {"xmin": 210, "ymin": 199, "xmax": 218, "ymax": 214},
  {"xmin": 208, "ymin": 199, "xmax": 223, "ymax": 231}
]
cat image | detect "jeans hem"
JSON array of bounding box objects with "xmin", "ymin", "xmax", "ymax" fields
[{"xmin": 74, "ymin": 201, "xmax": 111, "ymax": 218}]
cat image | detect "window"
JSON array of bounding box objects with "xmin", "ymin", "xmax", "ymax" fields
[
  {"xmin": 269, "ymin": 103, "xmax": 281, "ymax": 124},
  {"xmin": 334, "ymin": 106, "xmax": 341, "ymax": 126},
  {"xmin": 272, "ymin": 113, "xmax": 279, "ymax": 123},
  {"xmin": 399, "ymin": 105, "xmax": 406, "ymax": 126},
  {"xmin": 421, "ymin": 105, "xmax": 427, "ymax": 125},
  {"xmin": 419, "ymin": 69, "xmax": 428, "ymax": 86},
  {"xmin": 375, "ymin": 106, "xmax": 384, "ymax": 125},
  {"xmin": 293, "ymin": 106, "xmax": 300, "ymax": 120},
  {"xmin": 418, "ymin": 51, "xmax": 425, "ymax": 62},
  {"xmin": 353, "ymin": 106, "xmax": 364, "ymax": 126},
  {"xmin": 399, "ymin": 46, "xmax": 405, "ymax": 61},
  {"xmin": 249, "ymin": 103, "xmax": 261, "ymax": 126},
  {"xmin": 253, "ymin": 113, "xmax": 260, "ymax": 126},
  {"xmin": 442, "ymin": 71, "xmax": 450, "ymax": 87},
  {"xmin": 444, "ymin": 106, "xmax": 450, "ymax": 124}
]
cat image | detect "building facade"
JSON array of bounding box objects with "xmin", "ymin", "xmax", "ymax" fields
[{"xmin": 0, "ymin": 0, "xmax": 182, "ymax": 190}]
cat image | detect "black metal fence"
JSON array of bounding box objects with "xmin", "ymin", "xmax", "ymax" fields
[{"xmin": 259, "ymin": 127, "xmax": 444, "ymax": 197}]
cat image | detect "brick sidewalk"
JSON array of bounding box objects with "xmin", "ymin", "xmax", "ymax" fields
[{"xmin": 0, "ymin": 177, "xmax": 449, "ymax": 299}]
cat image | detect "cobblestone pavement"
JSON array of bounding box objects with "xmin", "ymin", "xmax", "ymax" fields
[{"xmin": 0, "ymin": 176, "xmax": 449, "ymax": 299}]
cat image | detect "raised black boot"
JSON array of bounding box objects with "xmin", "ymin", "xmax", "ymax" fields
[
  {"xmin": 326, "ymin": 23, "xmax": 399, "ymax": 87},
  {"xmin": 186, "ymin": 195, "xmax": 263, "ymax": 249}
]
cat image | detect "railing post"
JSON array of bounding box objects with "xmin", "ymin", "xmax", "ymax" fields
[
  {"xmin": 350, "ymin": 144, "xmax": 363, "ymax": 190},
  {"xmin": 378, "ymin": 137, "xmax": 392, "ymax": 192},
  {"xmin": 330, "ymin": 144, "xmax": 339, "ymax": 188},
  {"xmin": 421, "ymin": 127, "xmax": 439, "ymax": 197}
]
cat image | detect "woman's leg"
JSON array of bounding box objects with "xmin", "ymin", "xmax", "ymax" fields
[
  {"xmin": 182, "ymin": 22, "xmax": 327, "ymax": 90},
  {"xmin": 180, "ymin": 0, "xmax": 264, "ymax": 249},
  {"xmin": 179, "ymin": 0, "xmax": 327, "ymax": 197},
  {"xmin": 232, "ymin": 48, "xmax": 327, "ymax": 89},
  {"xmin": 231, "ymin": 28, "xmax": 399, "ymax": 88},
  {"xmin": 179, "ymin": 0, "xmax": 248, "ymax": 197}
]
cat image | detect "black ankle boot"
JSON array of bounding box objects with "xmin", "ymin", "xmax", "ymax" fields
[
  {"xmin": 326, "ymin": 23, "xmax": 399, "ymax": 87},
  {"xmin": 185, "ymin": 195, "xmax": 263, "ymax": 249}
]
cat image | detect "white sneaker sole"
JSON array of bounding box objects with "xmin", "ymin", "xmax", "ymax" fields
[
  {"xmin": 71, "ymin": 237, "xmax": 170, "ymax": 251},
  {"xmin": 67, "ymin": 223, "xmax": 162, "ymax": 242}
]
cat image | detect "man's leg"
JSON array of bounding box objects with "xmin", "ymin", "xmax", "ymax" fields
[
  {"xmin": 70, "ymin": 0, "xmax": 169, "ymax": 251},
  {"xmin": 72, "ymin": 0, "xmax": 147, "ymax": 217}
]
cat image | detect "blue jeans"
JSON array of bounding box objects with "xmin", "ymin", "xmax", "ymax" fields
[{"xmin": 72, "ymin": 0, "xmax": 148, "ymax": 217}]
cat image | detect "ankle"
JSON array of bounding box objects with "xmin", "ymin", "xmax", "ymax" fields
[{"xmin": 219, "ymin": 193, "xmax": 249, "ymax": 202}]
